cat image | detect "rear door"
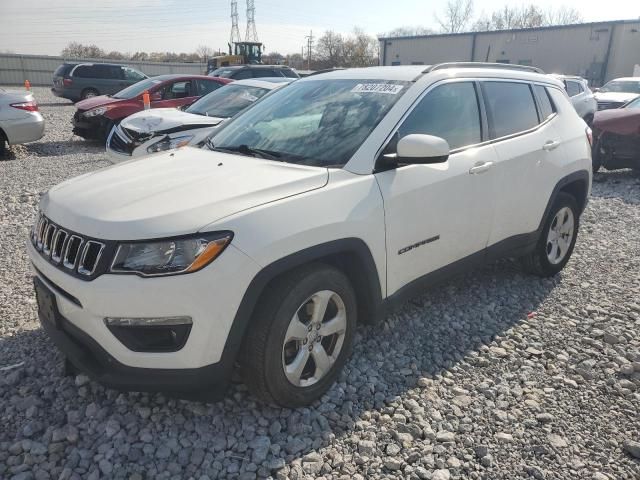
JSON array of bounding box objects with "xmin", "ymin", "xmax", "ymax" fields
[
  {"xmin": 565, "ymin": 80, "xmax": 589, "ymax": 118},
  {"xmin": 482, "ymin": 80, "xmax": 564, "ymax": 247},
  {"xmin": 375, "ymin": 80, "xmax": 498, "ymax": 294}
]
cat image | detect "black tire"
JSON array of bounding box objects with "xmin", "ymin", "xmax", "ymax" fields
[
  {"xmin": 80, "ymin": 88, "xmax": 99, "ymax": 100},
  {"xmin": 591, "ymin": 138, "xmax": 603, "ymax": 173},
  {"xmin": 240, "ymin": 263, "xmax": 357, "ymax": 407},
  {"xmin": 521, "ymin": 192, "xmax": 580, "ymax": 277},
  {"xmin": 0, "ymin": 131, "xmax": 6, "ymax": 159}
]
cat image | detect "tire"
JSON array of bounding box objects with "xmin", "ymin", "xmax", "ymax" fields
[
  {"xmin": 0, "ymin": 131, "xmax": 6, "ymax": 159},
  {"xmin": 80, "ymin": 88, "xmax": 99, "ymax": 100},
  {"xmin": 521, "ymin": 192, "xmax": 579, "ymax": 277},
  {"xmin": 591, "ymin": 137, "xmax": 603, "ymax": 173},
  {"xmin": 240, "ymin": 263, "xmax": 357, "ymax": 407}
]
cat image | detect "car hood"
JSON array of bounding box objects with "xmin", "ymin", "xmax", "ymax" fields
[
  {"xmin": 41, "ymin": 147, "xmax": 328, "ymax": 240},
  {"xmin": 594, "ymin": 92, "xmax": 640, "ymax": 103},
  {"xmin": 75, "ymin": 95, "xmax": 123, "ymax": 111},
  {"xmin": 593, "ymin": 108, "xmax": 640, "ymax": 135},
  {"xmin": 121, "ymin": 108, "xmax": 225, "ymax": 135}
]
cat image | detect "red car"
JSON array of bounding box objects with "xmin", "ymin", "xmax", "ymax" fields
[
  {"xmin": 72, "ymin": 74, "xmax": 231, "ymax": 140},
  {"xmin": 592, "ymin": 96, "xmax": 640, "ymax": 172}
]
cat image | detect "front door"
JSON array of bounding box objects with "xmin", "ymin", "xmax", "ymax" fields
[
  {"xmin": 375, "ymin": 81, "xmax": 497, "ymax": 295},
  {"xmin": 152, "ymin": 80, "xmax": 199, "ymax": 109}
]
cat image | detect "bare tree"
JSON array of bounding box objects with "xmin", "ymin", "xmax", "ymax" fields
[
  {"xmin": 545, "ymin": 6, "xmax": 583, "ymax": 26},
  {"xmin": 61, "ymin": 42, "xmax": 105, "ymax": 59},
  {"xmin": 435, "ymin": 0, "xmax": 474, "ymax": 33},
  {"xmin": 342, "ymin": 28, "xmax": 379, "ymax": 68},
  {"xmin": 195, "ymin": 45, "xmax": 215, "ymax": 62},
  {"xmin": 383, "ymin": 26, "xmax": 435, "ymax": 37},
  {"xmin": 315, "ymin": 30, "xmax": 345, "ymax": 68}
]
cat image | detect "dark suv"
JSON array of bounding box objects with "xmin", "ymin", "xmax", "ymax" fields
[
  {"xmin": 52, "ymin": 63, "xmax": 148, "ymax": 102},
  {"xmin": 208, "ymin": 65, "xmax": 299, "ymax": 80}
]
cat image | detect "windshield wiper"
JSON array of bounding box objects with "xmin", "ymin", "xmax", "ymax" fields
[{"xmin": 211, "ymin": 144, "xmax": 282, "ymax": 160}]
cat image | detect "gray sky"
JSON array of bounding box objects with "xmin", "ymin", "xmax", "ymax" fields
[{"xmin": 1, "ymin": 0, "xmax": 637, "ymax": 56}]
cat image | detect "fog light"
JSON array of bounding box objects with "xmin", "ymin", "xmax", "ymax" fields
[{"xmin": 104, "ymin": 316, "xmax": 192, "ymax": 352}]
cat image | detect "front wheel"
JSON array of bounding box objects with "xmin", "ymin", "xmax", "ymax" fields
[
  {"xmin": 521, "ymin": 192, "xmax": 579, "ymax": 277},
  {"xmin": 240, "ymin": 264, "xmax": 357, "ymax": 407}
]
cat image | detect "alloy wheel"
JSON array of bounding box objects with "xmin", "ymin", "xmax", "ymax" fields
[{"xmin": 546, "ymin": 206, "xmax": 575, "ymax": 265}]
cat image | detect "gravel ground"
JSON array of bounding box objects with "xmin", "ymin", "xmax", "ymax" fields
[{"xmin": 1, "ymin": 86, "xmax": 639, "ymax": 480}]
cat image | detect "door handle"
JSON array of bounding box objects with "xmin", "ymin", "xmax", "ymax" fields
[
  {"xmin": 469, "ymin": 161, "xmax": 494, "ymax": 174},
  {"xmin": 543, "ymin": 140, "xmax": 561, "ymax": 151}
]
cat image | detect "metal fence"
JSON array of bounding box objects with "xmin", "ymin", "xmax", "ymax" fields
[{"xmin": 0, "ymin": 53, "xmax": 206, "ymax": 86}]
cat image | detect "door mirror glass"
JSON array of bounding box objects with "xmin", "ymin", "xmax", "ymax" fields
[{"xmin": 397, "ymin": 134, "xmax": 449, "ymax": 164}]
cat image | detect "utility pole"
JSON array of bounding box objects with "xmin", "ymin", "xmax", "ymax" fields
[{"xmin": 305, "ymin": 30, "xmax": 314, "ymax": 70}]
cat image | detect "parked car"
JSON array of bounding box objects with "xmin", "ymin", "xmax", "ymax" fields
[
  {"xmin": 28, "ymin": 63, "xmax": 591, "ymax": 407},
  {"xmin": 551, "ymin": 75, "xmax": 597, "ymax": 124},
  {"xmin": 72, "ymin": 74, "xmax": 231, "ymax": 141},
  {"xmin": 592, "ymin": 95, "xmax": 640, "ymax": 172},
  {"xmin": 593, "ymin": 77, "xmax": 640, "ymax": 110},
  {"xmin": 52, "ymin": 63, "xmax": 149, "ymax": 102},
  {"xmin": 209, "ymin": 64, "xmax": 299, "ymax": 80},
  {"xmin": 107, "ymin": 78, "xmax": 291, "ymax": 160},
  {"xmin": 0, "ymin": 88, "xmax": 45, "ymax": 158}
]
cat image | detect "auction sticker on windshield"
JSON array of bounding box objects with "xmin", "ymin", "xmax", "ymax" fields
[{"xmin": 351, "ymin": 83, "xmax": 404, "ymax": 94}]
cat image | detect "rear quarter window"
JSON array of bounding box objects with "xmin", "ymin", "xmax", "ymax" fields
[
  {"xmin": 482, "ymin": 81, "xmax": 540, "ymax": 139},
  {"xmin": 533, "ymin": 85, "xmax": 556, "ymax": 121},
  {"xmin": 72, "ymin": 65, "xmax": 94, "ymax": 78},
  {"xmin": 54, "ymin": 64, "xmax": 75, "ymax": 77}
]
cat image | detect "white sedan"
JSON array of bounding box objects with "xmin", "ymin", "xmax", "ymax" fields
[
  {"xmin": 106, "ymin": 78, "xmax": 292, "ymax": 161},
  {"xmin": 0, "ymin": 88, "xmax": 45, "ymax": 157}
]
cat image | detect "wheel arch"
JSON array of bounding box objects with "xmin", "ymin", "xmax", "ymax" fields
[
  {"xmin": 218, "ymin": 238, "xmax": 384, "ymax": 371},
  {"xmin": 539, "ymin": 170, "xmax": 590, "ymax": 230}
]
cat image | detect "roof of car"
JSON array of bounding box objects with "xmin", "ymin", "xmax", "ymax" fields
[
  {"xmin": 302, "ymin": 64, "xmax": 561, "ymax": 86},
  {"xmin": 220, "ymin": 64, "xmax": 295, "ymax": 70},
  {"xmin": 149, "ymin": 74, "xmax": 230, "ymax": 82},
  {"xmin": 231, "ymin": 78, "xmax": 294, "ymax": 89},
  {"xmin": 550, "ymin": 74, "xmax": 586, "ymax": 81},
  {"xmin": 609, "ymin": 77, "xmax": 640, "ymax": 82}
]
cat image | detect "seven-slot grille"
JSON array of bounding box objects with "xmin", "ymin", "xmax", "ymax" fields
[{"xmin": 31, "ymin": 213, "xmax": 105, "ymax": 277}]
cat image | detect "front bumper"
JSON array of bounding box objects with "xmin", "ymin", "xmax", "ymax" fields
[
  {"xmin": 72, "ymin": 111, "xmax": 111, "ymax": 139},
  {"xmin": 35, "ymin": 275, "xmax": 230, "ymax": 397},
  {"xmin": 27, "ymin": 237, "xmax": 260, "ymax": 390}
]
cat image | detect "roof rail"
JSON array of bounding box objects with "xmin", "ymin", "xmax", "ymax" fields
[{"xmin": 424, "ymin": 62, "xmax": 545, "ymax": 74}]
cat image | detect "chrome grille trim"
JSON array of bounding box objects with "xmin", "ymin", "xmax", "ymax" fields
[
  {"xmin": 31, "ymin": 214, "xmax": 108, "ymax": 280},
  {"xmin": 42, "ymin": 224, "xmax": 57, "ymax": 256},
  {"xmin": 78, "ymin": 241, "xmax": 105, "ymax": 276},
  {"xmin": 62, "ymin": 235, "xmax": 84, "ymax": 270},
  {"xmin": 51, "ymin": 229, "xmax": 68, "ymax": 263}
]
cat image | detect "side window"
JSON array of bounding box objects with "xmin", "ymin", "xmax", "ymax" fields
[
  {"xmin": 91, "ymin": 65, "xmax": 121, "ymax": 79},
  {"xmin": 161, "ymin": 81, "xmax": 193, "ymax": 100},
  {"xmin": 233, "ymin": 69, "xmax": 252, "ymax": 80},
  {"xmin": 282, "ymin": 69, "xmax": 298, "ymax": 78},
  {"xmin": 252, "ymin": 69, "xmax": 277, "ymax": 78},
  {"xmin": 534, "ymin": 85, "xmax": 556, "ymax": 121},
  {"xmin": 565, "ymin": 81, "xmax": 581, "ymax": 97},
  {"xmin": 72, "ymin": 65, "xmax": 94, "ymax": 78},
  {"xmin": 196, "ymin": 80, "xmax": 223, "ymax": 96},
  {"xmin": 483, "ymin": 82, "xmax": 539, "ymax": 139},
  {"xmin": 397, "ymin": 82, "xmax": 482, "ymax": 151}
]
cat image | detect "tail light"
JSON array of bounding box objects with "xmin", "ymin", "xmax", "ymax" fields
[
  {"xmin": 63, "ymin": 78, "xmax": 73, "ymax": 87},
  {"xmin": 585, "ymin": 127, "xmax": 593, "ymax": 147},
  {"xmin": 10, "ymin": 101, "xmax": 39, "ymax": 112}
]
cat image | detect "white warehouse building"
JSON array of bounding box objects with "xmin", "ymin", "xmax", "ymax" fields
[{"xmin": 379, "ymin": 19, "xmax": 640, "ymax": 86}]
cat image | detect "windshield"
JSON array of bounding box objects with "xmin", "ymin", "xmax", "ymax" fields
[
  {"xmin": 113, "ymin": 78, "xmax": 162, "ymax": 99},
  {"xmin": 209, "ymin": 79, "xmax": 409, "ymax": 168},
  {"xmin": 599, "ymin": 81, "xmax": 640, "ymax": 94},
  {"xmin": 187, "ymin": 84, "xmax": 270, "ymax": 118}
]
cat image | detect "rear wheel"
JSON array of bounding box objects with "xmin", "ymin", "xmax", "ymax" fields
[
  {"xmin": 80, "ymin": 88, "xmax": 99, "ymax": 100},
  {"xmin": 0, "ymin": 131, "xmax": 6, "ymax": 159},
  {"xmin": 521, "ymin": 192, "xmax": 579, "ymax": 277},
  {"xmin": 240, "ymin": 264, "xmax": 357, "ymax": 407}
]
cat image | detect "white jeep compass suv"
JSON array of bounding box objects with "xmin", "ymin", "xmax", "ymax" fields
[{"xmin": 28, "ymin": 63, "xmax": 592, "ymax": 407}]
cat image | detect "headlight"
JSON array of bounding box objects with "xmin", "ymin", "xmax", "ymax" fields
[
  {"xmin": 147, "ymin": 134, "xmax": 195, "ymax": 153},
  {"xmin": 110, "ymin": 232, "xmax": 233, "ymax": 277},
  {"xmin": 83, "ymin": 106, "xmax": 108, "ymax": 117}
]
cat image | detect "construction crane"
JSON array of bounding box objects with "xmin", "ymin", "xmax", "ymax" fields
[{"xmin": 206, "ymin": 0, "xmax": 263, "ymax": 73}]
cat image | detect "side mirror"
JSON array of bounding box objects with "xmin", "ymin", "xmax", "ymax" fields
[{"xmin": 397, "ymin": 134, "xmax": 450, "ymax": 164}]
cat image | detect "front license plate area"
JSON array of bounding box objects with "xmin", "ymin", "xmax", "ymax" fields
[{"xmin": 34, "ymin": 277, "xmax": 59, "ymax": 329}]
